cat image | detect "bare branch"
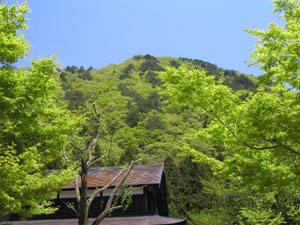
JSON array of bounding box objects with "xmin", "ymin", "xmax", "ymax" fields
[
  {"xmin": 85, "ymin": 125, "xmax": 99, "ymax": 148},
  {"xmin": 91, "ymin": 206, "xmax": 122, "ymax": 225},
  {"xmin": 84, "ymin": 124, "xmax": 100, "ymax": 164},
  {"xmin": 107, "ymin": 205, "xmax": 122, "ymax": 211},
  {"xmin": 82, "ymin": 103, "xmax": 102, "ymax": 165},
  {"xmin": 87, "ymin": 166, "xmax": 126, "ymax": 209},
  {"xmin": 88, "ymin": 132, "xmax": 101, "ymax": 165},
  {"xmin": 90, "ymin": 158, "xmax": 143, "ymax": 225},
  {"xmin": 90, "ymin": 132, "xmax": 100, "ymax": 151},
  {"xmin": 87, "ymin": 155, "xmax": 106, "ymax": 169}
]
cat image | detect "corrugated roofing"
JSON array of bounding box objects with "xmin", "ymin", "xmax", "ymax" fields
[
  {"xmin": 65, "ymin": 163, "xmax": 164, "ymax": 189},
  {"xmin": 4, "ymin": 216, "xmax": 186, "ymax": 225}
]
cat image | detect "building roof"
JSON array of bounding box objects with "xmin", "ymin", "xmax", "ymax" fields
[
  {"xmin": 64, "ymin": 163, "xmax": 164, "ymax": 189},
  {"xmin": 4, "ymin": 216, "xmax": 186, "ymax": 225}
]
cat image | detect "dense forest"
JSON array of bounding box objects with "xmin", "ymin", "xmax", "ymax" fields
[{"xmin": 54, "ymin": 54, "xmax": 258, "ymax": 224}]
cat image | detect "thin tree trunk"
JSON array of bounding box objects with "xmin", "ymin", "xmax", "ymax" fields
[{"xmin": 78, "ymin": 161, "xmax": 89, "ymax": 225}]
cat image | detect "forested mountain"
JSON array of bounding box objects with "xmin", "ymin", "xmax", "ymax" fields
[{"xmin": 56, "ymin": 55, "xmax": 258, "ymax": 224}]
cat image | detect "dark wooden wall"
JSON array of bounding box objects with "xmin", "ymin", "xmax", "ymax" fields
[{"xmin": 10, "ymin": 176, "xmax": 170, "ymax": 220}]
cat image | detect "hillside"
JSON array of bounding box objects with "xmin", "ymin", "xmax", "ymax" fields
[
  {"xmin": 58, "ymin": 54, "xmax": 257, "ymax": 161},
  {"xmin": 57, "ymin": 55, "xmax": 258, "ymax": 224}
]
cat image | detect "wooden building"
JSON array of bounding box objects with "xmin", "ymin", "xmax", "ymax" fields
[{"xmin": 5, "ymin": 164, "xmax": 186, "ymax": 225}]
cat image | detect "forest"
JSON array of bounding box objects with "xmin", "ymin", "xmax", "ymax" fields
[{"xmin": 2, "ymin": 0, "xmax": 300, "ymax": 225}]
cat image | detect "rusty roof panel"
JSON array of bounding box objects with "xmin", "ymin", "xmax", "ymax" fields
[
  {"xmin": 4, "ymin": 216, "xmax": 187, "ymax": 225},
  {"xmin": 65, "ymin": 163, "xmax": 164, "ymax": 189}
]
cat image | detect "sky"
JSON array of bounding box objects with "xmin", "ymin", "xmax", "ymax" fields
[{"xmin": 12, "ymin": 0, "xmax": 281, "ymax": 76}]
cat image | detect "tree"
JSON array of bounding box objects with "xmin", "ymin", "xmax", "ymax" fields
[
  {"xmin": 64, "ymin": 103, "xmax": 142, "ymax": 225},
  {"xmin": 160, "ymin": 0, "xmax": 300, "ymax": 223},
  {"xmin": 0, "ymin": 1, "xmax": 79, "ymax": 219}
]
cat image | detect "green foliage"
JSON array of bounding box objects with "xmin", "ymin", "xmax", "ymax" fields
[
  {"xmin": 169, "ymin": 60, "xmax": 180, "ymax": 68},
  {"xmin": 145, "ymin": 71, "xmax": 162, "ymax": 86},
  {"xmin": 179, "ymin": 57, "xmax": 220, "ymax": 76},
  {"xmin": 65, "ymin": 65, "xmax": 78, "ymax": 74},
  {"xmin": 0, "ymin": 1, "xmax": 29, "ymax": 66},
  {"xmin": 160, "ymin": 1, "xmax": 300, "ymax": 224},
  {"xmin": 0, "ymin": 1, "xmax": 80, "ymax": 219},
  {"xmin": 160, "ymin": 65, "xmax": 300, "ymax": 224},
  {"xmin": 140, "ymin": 58, "xmax": 164, "ymax": 73},
  {"xmin": 164, "ymin": 157, "xmax": 209, "ymax": 218},
  {"xmin": 120, "ymin": 64, "xmax": 134, "ymax": 80},
  {"xmin": 238, "ymin": 192, "xmax": 286, "ymax": 225},
  {"xmin": 246, "ymin": 0, "xmax": 300, "ymax": 90}
]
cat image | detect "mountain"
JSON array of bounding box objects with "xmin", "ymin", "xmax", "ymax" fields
[{"xmin": 57, "ymin": 54, "xmax": 258, "ymax": 224}]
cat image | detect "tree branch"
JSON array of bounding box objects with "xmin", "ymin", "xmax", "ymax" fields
[
  {"xmin": 84, "ymin": 124, "xmax": 100, "ymax": 154},
  {"xmin": 280, "ymin": 143, "xmax": 300, "ymax": 156},
  {"xmin": 261, "ymin": 137, "xmax": 300, "ymax": 156},
  {"xmin": 91, "ymin": 205, "xmax": 122, "ymax": 225},
  {"xmin": 70, "ymin": 142, "xmax": 84, "ymax": 154},
  {"xmin": 87, "ymin": 132, "xmax": 101, "ymax": 165},
  {"xmin": 87, "ymin": 155, "xmax": 106, "ymax": 169},
  {"xmin": 85, "ymin": 104, "xmax": 101, "ymax": 164},
  {"xmin": 190, "ymin": 96, "xmax": 282, "ymax": 152},
  {"xmin": 93, "ymin": 102, "xmax": 101, "ymax": 121},
  {"xmin": 90, "ymin": 158, "xmax": 143, "ymax": 225},
  {"xmin": 87, "ymin": 166, "xmax": 126, "ymax": 209},
  {"xmin": 197, "ymin": 96, "xmax": 300, "ymax": 156},
  {"xmin": 62, "ymin": 201, "xmax": 77, "ymax": 214},
  {"xmin": 62, "ymin": 146, "xmax": 69, "ymax": 164},
  {"xmin": 210, "ymin": 111, "xmax": 279, "ymax": 150}
]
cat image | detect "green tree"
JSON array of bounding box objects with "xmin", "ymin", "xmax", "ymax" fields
[
  {"xmin": 160, "ymin": 0, "xmax": 300, "ymax": 223},
  {"xmin": 63, "ymin": 104, "xmax": 142, "ymax": 225},
  {"xmin": 0, "ymin": 1, "xmax": 79, "ymax": 219}
]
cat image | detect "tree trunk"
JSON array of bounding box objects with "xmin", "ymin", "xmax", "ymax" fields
[{"xmin": 78, "ymin": 161, "xmax": 89, "ymax": 225}]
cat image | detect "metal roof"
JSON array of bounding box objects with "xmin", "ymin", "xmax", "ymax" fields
[
  {"xmin": 65, "ymin": 163, "xmax": 164, "ymax": 189},
  {"xmin": 4, "ymin": 216, "xmax": 186, "ymax": 225}
]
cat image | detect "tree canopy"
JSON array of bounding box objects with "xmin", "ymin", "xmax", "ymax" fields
[
  {"xmin": 0, "ymin": 1, "xmax": 80, "ymax": 219},
  {"xmin": 160, "ymin": 0, "xmax": 300, "ymax": 223}
]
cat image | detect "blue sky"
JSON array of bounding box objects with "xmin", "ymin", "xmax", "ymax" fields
[{"xmin": 13, "ymin": 0, "xmax": 280, "ymax": 76}]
